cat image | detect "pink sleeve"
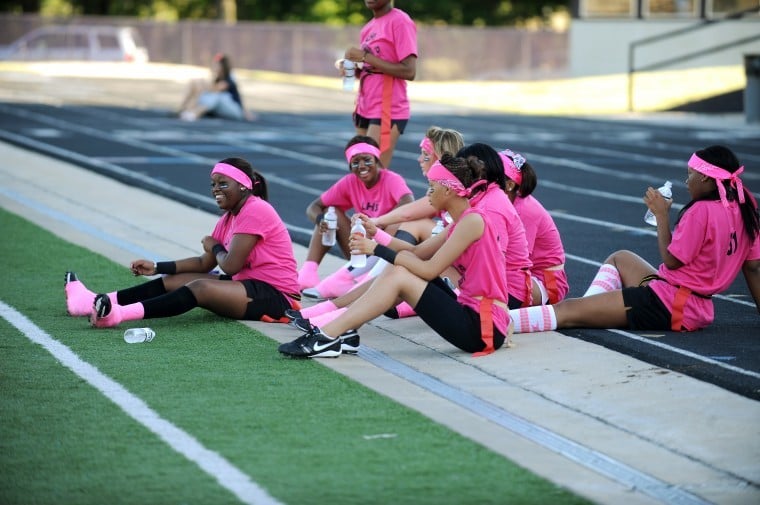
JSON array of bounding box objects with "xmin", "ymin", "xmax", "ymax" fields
[
  {"xmin": 393, "ymin": 11, "xmax": 417, "ymax": 60},
  {"xmin": 748, "ymin": 234, "xmax": 760, "ymax": 261},
  {"xmin": 667, "ymin": 204, "xmax": 707, "ymax": 265},
  {"xmin": 321, "ymin": 175, "xmax": 354, "ymax": 211},
  {"xmin": 387, "ymin": 171, "xmax": 413, "ymax": 203}
]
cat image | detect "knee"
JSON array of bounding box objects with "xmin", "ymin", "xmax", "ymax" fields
[
  {"xmin": 605, "ymin": 249, "xmax": 635, "ymax": 265},
  {"xmin": 185, "ymin": 279, "xmax": 212, "ymax": 302}
]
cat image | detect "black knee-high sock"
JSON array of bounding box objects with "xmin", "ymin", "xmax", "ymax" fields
[
  {"xmin": 116, "ymin": 277, "xmax": 167, "ymax": 305},
  {"xmin": 141, "ymin": 286, "xmax": 198, "ymax": 319},
  {"xmin": 394, "ymin": 229, "xmax": 418, "ymax": 245}
]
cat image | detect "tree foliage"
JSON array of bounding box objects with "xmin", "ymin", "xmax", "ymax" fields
[{"xmin": 1, "ymin": 0, "xmax": 569, "ymax": 26}]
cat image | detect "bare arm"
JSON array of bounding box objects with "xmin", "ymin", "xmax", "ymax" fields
[
  {"xmin": 213, "ymin": 234, "xmax": 258, "ymax": 275},
  {"xmin": 306, "ymin": 197, "xmax": 327, "ymax": 224},
  {"xmin": 346, "ymin": 48, "xmax": 417, "ymax": 81},
  {"xmin": 645, "ymin": 187, "xmax": 682, "ymax": 269},
  {"xmin": 374, "ymin": 196, "xmax": 436, "ymax": 228},
  {"xmin": 393, "ymin": 213, "xmax": 483, "ymax": 280},
  {"xmin": 742, "ymin": 259, "xmax": 760, "ymax": 313}
]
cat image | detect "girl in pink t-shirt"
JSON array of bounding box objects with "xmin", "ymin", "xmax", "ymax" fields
[
  {"xmin": 341, "ymin": 0, "xmax": 417, "ymax": 168},
  {"xmin": 499, "ymin": 149, "xmax": 569, "ymax": 305},
  {"xmin": 279, "ymin": 154, "xmax": 511, "ymax": 358},
  {"xmin": 509, "ymin": 145, "xmax": 760, "ymax": 334},
  {"xmin": 67, "ymin": 157, "xmax": 302, "ymax": 328},
  {"xmin": 298, "ymin": 135, "xmax": 413, "ymax": 292}
]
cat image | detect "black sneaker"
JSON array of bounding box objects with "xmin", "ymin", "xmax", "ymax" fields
[
  {"xmin": 278, "ymin": 327, "xmax": 342, "ymax": 358},
  {"xmin": 339, "ymin": 329, "xmax": 360, "ymax": 354},
  {"xmin": 283, "ymin": 308, "xmax": 302, "ymax": 322},
  {"xmin": 290, "ymin": 316, "xmax": 312, "ymax": 333}
]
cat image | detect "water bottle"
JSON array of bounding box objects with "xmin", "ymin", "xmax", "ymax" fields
[
  {"xmin": 431, "ymin": 218, "xmax": 444, "ymax": 237},
  {"xmin": 342, "ymin": 60, "xmax": 355, "ymax": 92},
  {"xmin": 644, "ymin": 181, "xmax": 673, "ymax": 226},
  {"xmin": 322, "ymin": 206, "xmax": 337, "ymax": 246},
  {"xmin": 349, "ymin": 219, "xmax": 367, "ymax": 268},
  {"xmin": 124, "ymin": 327, "xmax": 155, "ymax": 344}
]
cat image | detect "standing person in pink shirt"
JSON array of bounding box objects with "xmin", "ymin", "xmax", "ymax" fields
[
  {"xmin": 509, "ymin": 145, "xmax": 760, "ymax": 334},
  {"xmin": 65, "ymin": 157, "xmax": 303, "ymax": 328},
  {"xmin": 279, "ymin": 154, "xmax": 511, "ymax": 358},
  {"xmin": 298, "ymin": 135, "xmax": 414, "ymax": 294},
  {"xmin": 499, "ymin": 148, "xmax": 569, "ymax": 305},
  {"xmin": 342, "ymin": 0, "xmax": 417, "ymax": 168}
]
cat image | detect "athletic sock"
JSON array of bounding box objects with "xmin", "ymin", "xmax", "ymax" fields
[
  {"xmin": 509, "ymin": 305, "xmax": 557, "ymax": 333},
  {"xmin": 141, "ymin": 286, "xmax": 198, "ymax": 319},
  {"xmin": 115, "ymin": 277, "xmax": 167, "ymax": 305},
  {"xmin": 301, "ymin": 300, "xmax": 337, "ymax": 319},
  {"xmin": 583, "ymin": 264, "xmax": 622, "ymax": 297},
  {"xmin": 310, "ymin": 307, "xmax": 348, "ymax": 328}
]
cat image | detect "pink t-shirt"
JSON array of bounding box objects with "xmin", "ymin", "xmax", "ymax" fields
[
  {"xmin": 357, "ymin": 8, "xmax": 417, "ymax": 120},
  {"xmin": 211, "ymin": 196, "xmax": 300, "ymax": 294},
  {"xmin": 514, "ymin": 195, "xmax": 569, "ymax": 301},
  {"xmin": 470, "ymin": 184, "xmax": 533, "ymax": 303},
  {"xmin": 321, "ymin": 169, "xmax": 412, "ymax": 218},
  {"xmin": 449, "ymin": 207, "xmax": 510, "ymax": 337},
  {"xmin": 649, "ymin": 200, "xmax": 760, "ymax": 330}
]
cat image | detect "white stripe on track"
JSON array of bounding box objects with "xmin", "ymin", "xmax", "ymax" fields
[{"xmin": 0, "ymin": 301, "xmax": 283, "ymax": 505}]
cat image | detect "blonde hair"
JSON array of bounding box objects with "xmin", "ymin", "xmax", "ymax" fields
[{"xmin": 426, "ymin": 126, "xmax": 465, "ymax": 159}]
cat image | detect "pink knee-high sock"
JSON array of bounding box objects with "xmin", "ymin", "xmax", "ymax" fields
[
  {"xmin": 508, "ymin": 305, "xmax": 557, "ymax": 333},
  {"xmin": 301, "ymin": 300, "xmax": 337, "ymax": 319},
  {"xmin": 120, "ymin": 302, "xmax": 146, "ymax": 323},
  {"xmin": 310, "ymin": 307, "xmax": 348, "ymax": 328},
  {"xmin": 583, "ymin": 264, "xmax": 622, "ymax": 297}
]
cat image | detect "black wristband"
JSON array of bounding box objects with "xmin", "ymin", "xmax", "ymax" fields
[
  {"xmin": 373, "ymin": 244, "xmax": 397, "ymax": 264},
  {"xmin": 315, "ymin": 213, "xmax": 324, "ymax": 224},
  {"xmin": 155, "ymin": 261, "xmax": 177, "ymax": 275},
  {"xmin": 212, "ymin": 244, "xmax": 227, "ymax": 257}
]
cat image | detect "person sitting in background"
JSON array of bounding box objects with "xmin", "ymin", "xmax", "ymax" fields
[
  {"xmin": 509, "ymin": 145, "xmax": 760, "ymax": 334},
  {"xmin": 177, "ymin": 53, "xmax": 250, "ymax": 122},
  {"xmin": 65, "ymin": 157, "xmax": 301, "ymax": 327},
  {"xmin": 297, "ymin": 135, "xmax": 414, "ymax": 296}
]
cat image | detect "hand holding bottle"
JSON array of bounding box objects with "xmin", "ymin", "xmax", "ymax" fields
[{"xmin": 644, "ymin": 181, "xmax": 673, "ymax": 226}]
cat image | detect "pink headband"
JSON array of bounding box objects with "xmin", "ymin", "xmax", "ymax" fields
[
  {"xmin": 211, "ymin": 162, "xmax": 253, "ymax": 190},
  {"xmin": 427, "ymin": 160, "xmax": 485, "ymax": 197},
  {"xmin": 498, "ymin": 149, "xmax": 526, "ymax": 185},
  {"xmin": 345, "ymin": 143, "xmax": 382, "ymax": 164},
  {"xmin": 420, "ymin": 137, "xmax": 435, "ymax": 157},
  {"xmin": 689, "ymin": 153, "xmax": 747, "ymax": 208}
]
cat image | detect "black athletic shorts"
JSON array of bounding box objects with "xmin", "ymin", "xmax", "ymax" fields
[
  {"xmin": 220, "ymin": 275, "xmax": 293, "ymax": 321},
  {"xmin": 414, "ymin": 277, "xmax": 507, "ymax": 353},
  {"xmin": 353, "ymin": 112, "xmax": 408, "ymax": 134},
  {"xmin": 621, "ymin": 285, "xmax": 672, "ymax": 331}
]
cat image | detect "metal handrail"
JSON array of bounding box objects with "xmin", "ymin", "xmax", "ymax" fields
[{"xmin": 627, "ymin": 5, "xmax": 760, "ymax": 111}]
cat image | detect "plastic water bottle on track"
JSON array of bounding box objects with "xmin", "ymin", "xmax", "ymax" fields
[
  {"xmin": 349, "ymin": 219, "xmax": 367, "ymax": 268},
  {"xmin": 644, "ymin": 181, "xmax": 673, "ymax": 226},
  {"xmin": 322, "ymin": 206, "xmax": 337, "ymax": 246}
]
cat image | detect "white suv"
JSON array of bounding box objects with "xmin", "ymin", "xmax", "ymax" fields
[{"xmin": 0, "ymin": 25, "xmax": 150, "ymax": 63}]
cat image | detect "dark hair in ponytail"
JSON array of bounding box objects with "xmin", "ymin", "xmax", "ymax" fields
[
  {"xmin": 219, "ymin": 157, "xmax": 269, "ymax": 201},
  {"xmin": 438, "ymin": 153, "xmax": 487, "ymax": 197},
  {"xmin": 456, "ymin": 143, "xmax": 506, "ymax": 191}
]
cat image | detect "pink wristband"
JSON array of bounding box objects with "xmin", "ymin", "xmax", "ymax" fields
[{"xmin": 374, "ymin": 228, "xmax": 393, "ymax": 246}]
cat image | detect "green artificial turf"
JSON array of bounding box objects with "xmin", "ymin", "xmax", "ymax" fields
[{"xmin": 0, "ymin": 208, "xmax": 591, "ymax": 505}]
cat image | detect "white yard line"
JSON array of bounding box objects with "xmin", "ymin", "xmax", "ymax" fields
[{"xmin": 0, "ymin": 301, "xmax": 283, "ymax": 505}]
